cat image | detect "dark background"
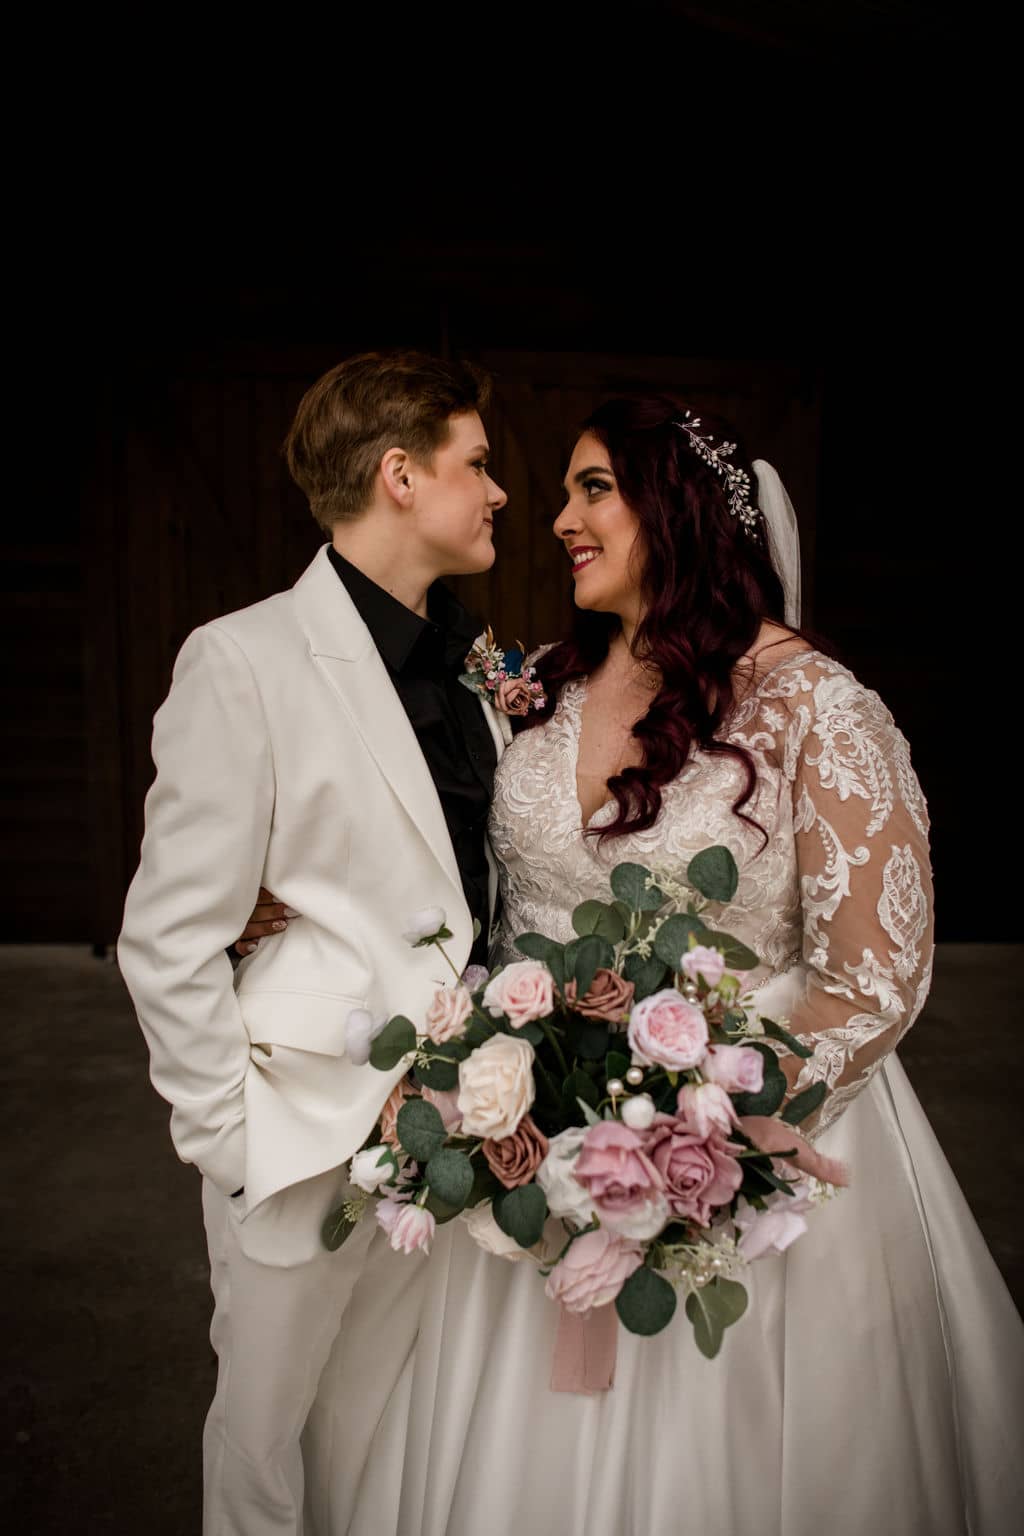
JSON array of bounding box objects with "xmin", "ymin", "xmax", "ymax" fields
[{"xmin": 10, "ymin": 0, "xmax": 1007, "ymax": 947}]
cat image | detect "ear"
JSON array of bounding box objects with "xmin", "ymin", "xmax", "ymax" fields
[{"xmin": 380, "ymin": 447, "xmax": 415, "ymax": 508}]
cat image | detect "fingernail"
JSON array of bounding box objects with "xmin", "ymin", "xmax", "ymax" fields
[
  {"xmin": 272, "ymin": 920, "xmax": 286, "ymax": 931},
  {"xmin": 283, "ymin": 907, "xmax": 300, "ymax": 918},
  {"xmin": 244, "ymin": 942, "xmax": 258, "ymax": 953}
]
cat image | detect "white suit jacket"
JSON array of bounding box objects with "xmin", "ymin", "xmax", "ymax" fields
[{"xmin": 118, "ymin": 545, "xmax": 511, "ymax": 1219}]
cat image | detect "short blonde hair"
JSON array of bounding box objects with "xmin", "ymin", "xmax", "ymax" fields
[{"xmin": 284, "ymin": 350, "xmax": 492, "ymax": 532}]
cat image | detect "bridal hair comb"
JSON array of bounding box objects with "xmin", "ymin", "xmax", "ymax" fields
[{"xmin": 672, "ymin": 411, "xmax": 763, "ymax": 536}]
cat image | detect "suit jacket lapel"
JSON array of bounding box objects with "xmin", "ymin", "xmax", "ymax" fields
[{"xmin": 292, "ymin": 547, "xmax": 462, "ymax": 896}]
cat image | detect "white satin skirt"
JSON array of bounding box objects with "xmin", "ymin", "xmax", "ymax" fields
[{"xmin": 302, "ymin": 1054, "xmax": 1024, "ymax": 1536}]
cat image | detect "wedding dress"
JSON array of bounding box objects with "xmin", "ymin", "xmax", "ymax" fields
[{"xmin": 306, "ymin": 650, "xmax": 1023, "ymax": 1536}]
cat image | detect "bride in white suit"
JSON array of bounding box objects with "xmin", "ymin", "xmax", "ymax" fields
[
  {"xmin": 118, "ymin": 351, "xmax": 513, "ymax": 1536},
  {"xmin": 253, "ymin": 393, "xmax": 1023, "ymax": 1535}
]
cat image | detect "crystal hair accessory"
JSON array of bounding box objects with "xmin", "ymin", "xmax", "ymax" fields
[{"xmin": 672, "ymin": 411, "xmax": 763, "ymax": 535}]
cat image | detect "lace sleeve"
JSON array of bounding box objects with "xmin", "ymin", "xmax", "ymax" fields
[{"xmin": 775, "ymin": 664, "xmax": 934, "ymax": 1138}]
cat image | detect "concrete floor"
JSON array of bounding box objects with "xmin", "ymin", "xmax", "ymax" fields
[{"xmin": 3, "ymin": 944, "xmax": 1022, "ymax": 1535}]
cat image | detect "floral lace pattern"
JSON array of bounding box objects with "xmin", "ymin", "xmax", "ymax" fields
[{"xmin": 489, "ymin": 651, "xmax": 933, "ymax": 1137}]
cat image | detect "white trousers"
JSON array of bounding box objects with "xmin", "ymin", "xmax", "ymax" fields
[{"xmin": 201, "ymin": 1169, "xmax": 376, "ymax": 1536}]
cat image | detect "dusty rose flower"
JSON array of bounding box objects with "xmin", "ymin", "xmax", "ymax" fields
[
  {"xmin": 375, "ymin": 1197, "xmax": 435, "ymax": 1255},
  {"xmin": 379, "ymin": 1077, "xmax": 416, "ymax": 1149},
  {"xmin": 495, "ymin": 676, "xmax": 533, "ymax": 715},
  {"xmin": 420, "ymin": 1084, "xmax": 463, "ymax": 1132},
  {"xmin": 457, "ymin": 1033, "xmax": 536, "ymax": 1139},
  {"xmin": 627, "ymin": 988, "xmax": 709, "ymax": 1071},
  {"xmin": 482, "ymin": 960, "xmax": 555, "ymax": 1029},
  {"xmin": 424, "ymin": 984, "xmax": 473, "ymax": 1045},
  {"xmin": 563, "ymin": 968, "xmax": 635, "ymax": 1026},
  {"xmin": 702, "ymin": 1043, "xmax": 765, "ymax": 1094},
  {"xmin": 680, "ymin": 945, "xmax": 726, "ymax": 988},
  {"xmin": 573, "ymin": 1121, "xmax": 665, "ymax": 1230},
  {"xmin": 645, "ymin": 1113, "xmax": 743, "ymax": 1229},
  {"xmin": 544, "ymin": 1227, "xmax": 644, "ymax": 1315},
  {"xmin": 676, "ymin": 1081, "xmax": 739, "ymax": 1140},
  {"xmin": 483, "ymin": 1113, "xmax": 549, "ymax": 1189}
]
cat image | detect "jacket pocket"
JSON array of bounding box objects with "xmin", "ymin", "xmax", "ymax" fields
[{"xmin": 238, "ymin": 989, "xmax": 367, "ymax": 1057}]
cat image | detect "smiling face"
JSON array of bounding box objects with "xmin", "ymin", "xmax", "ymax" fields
[
  {"xmin": 411, "ymin": 411, "xmax": 507, "ymax": 576},
  {"xmin": 553, "ymin": 432, "xmax": 646, "ymax": 629}
]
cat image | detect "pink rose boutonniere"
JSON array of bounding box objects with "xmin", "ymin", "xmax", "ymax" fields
[{"xmin": 460, "ymin": 627, "xmax": 547, "ymax": 716}]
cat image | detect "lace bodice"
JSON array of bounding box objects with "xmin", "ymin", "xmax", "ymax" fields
[{"xmin": 489, "ymin": 650, "xmax": 933, "ymax": 1137}]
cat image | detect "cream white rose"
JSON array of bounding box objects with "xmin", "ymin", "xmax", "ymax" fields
[
  {"xmin": 536, "ymin": 1126, "xmax": 595, "ymax": 1229},
  {"xmin": 349, "ymin": 1144, "xmax": 398, "ymax": 1192},
  {"xmin": 457, "ymin": 1033, "xmax": 536, "ymax": 1139},
  {"xmin": 482, "ymin": 960, "xmax": 555, "ymax": 1028},
  {"xmin": 424, "ymin": 985, "xmax": 473, "ymax": 1045},
  {"xmin": 462, "ymin": 1204, "xmax": 565, "ymax": 1264}
]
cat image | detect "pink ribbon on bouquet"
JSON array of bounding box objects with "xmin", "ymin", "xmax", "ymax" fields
[
  {"xmin": 551, "ymin": 1302, "xmax": 619, "ymax": 1393},
  {"xmin": 739, "ymin": 1115, "xmax": 850, "ymax": 1188}
]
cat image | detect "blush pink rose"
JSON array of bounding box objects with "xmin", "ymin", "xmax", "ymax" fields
[
  {"xmin": 424, "ymin": 984, "xmax": 473, "ymax": 1045},
  {"xmin": 680, "ymin": 945, "xmax": 726, "ymax": 988},
  {"xmin": 563, "ymin": 968, "xmax": 635, "ymax": 1026},
  {"xmin": 573, "ymin": 1121, "xmax": 664, "ymax": 1229},
  {"xmin": 733, "ymin": 1185, "xmax": 816, "ymax": 1260},
  {"xmin": 483, "ymin": 1112, "xmax": 549, "ymax": 1188},
  {"xmin": 702, "ymin": 1043, "xmax": 765, "ymax": 1094},
  {"xmin": 375, "ymin": 1197, "xmax": 435, "ymax": 1255},
  {"xmin": 645, "ymin": 1114, "xmax": 743, "ymax": 1229},
  {"xmin": 627, "ymin": 989, "xmax": 709, "ymax": 1070},
  {"xmin": 495, "ymin": 677, "xmax": 533, "ymax": 716},
  {"xmin": 482, "ymin": 960, "xmax": 555, "ymax": 1028},
  {"xmin": 676, "ymin": 1081, "xmax": 739, "ymax": 1140},
  {"xmin": 543, "ymin": 1227, "xmax": 644, "ymax": 1315}
]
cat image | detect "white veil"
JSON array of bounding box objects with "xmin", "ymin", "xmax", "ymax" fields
[{"xmin": 752, "ymin": 459, "xmax": 802, "ymax": 628}]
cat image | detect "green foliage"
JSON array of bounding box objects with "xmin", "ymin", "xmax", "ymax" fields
[
  {"xmin": 622, "ymin": 951, "xmax": 669, "ymax": 1001},
  {"xmin": 514, "ymin": 1020, "xmax": 545, "ymax": 1046},
  {"xmin": 321, "ymin": 1204, "xmax": 358, "ymax": 1252},
  {"xmin": 395, "ymin": 1098, "xmax": 447, "ymax": 1163},
  {"xmin": 369, "ymin": 1016, "xmax": 417, "ymax": 1071},
  {"xmin": 424, "ymin": 1148, "xmax": 474, "ymax": 1211},
  {"xmin": 605, "ymin": 1049, "xmax": 631, "ymax": 1082},
  {"xmin": 730, "ymin": 1042, "xmax": 787, "ymax": 1117},
  {"xmin": 760, "ymin": 1017, "xmax": 813, "ymax": 1059},
  {"xmin": 700, "ymin": 929, "xmax": 760, "ymax": 972},
  {"xmin": 653, "ymin": 913, "xmax": 710, "ymax": 968},
  {"xmin": 615, "ymin": 1266, "xmax": 678, "ymax": 1335},
  {"xmin": 571, "ymin": 900, "xmax": 626, "ymax": 943},
  {"xmin": 515, "ymin": 932, "xmax": 566, "ymax": 987},
  {"xmin": 781, "ymin": 1081, "xmax": 828, "ymax": 1125},
  {"xmin": 564, "ymin": 934, "xmax": 615, "ymax": 1001},
  {"xmin": 686, "ymin": 846, "xmax": 739, "ymax": 904},
  {"xmin": 416, "ymin": 1039, "xmax": 470, "ymax": 1091},
  {"xmin": 561, "ymin": 1067, "xmax": 599, "ymax": 1123},
  {"xmin": 466, "ymin": 1159, "xmax": 503, "ymax": 1209},
  {"xmin": 493, "ymin": 1183, "xmax": 549, "ymax": 1248},
  {"xmin": 566, "ymin": 1013, "xmax": 610, "ymax": 1061},
  {"xmin": 684, "ymin": 1277, "xmax": 748, "ymax": 1358},
  {"xmin": 423, "ymin": 1189, "xmax": 462, "ymax": 1224},
  {"xmin": 610, "ymin": 862, "xmax": 665, "ymax": 912}
]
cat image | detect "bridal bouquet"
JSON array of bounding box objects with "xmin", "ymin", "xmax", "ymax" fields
[{"xmin": 326, "ymin": 848, "xmax": 844, "ymax": 1360}]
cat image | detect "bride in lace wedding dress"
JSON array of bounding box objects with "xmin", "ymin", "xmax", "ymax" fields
[{"xmin": 306, "ymin": 395, "xmax": 1023, "ymax": 1536}]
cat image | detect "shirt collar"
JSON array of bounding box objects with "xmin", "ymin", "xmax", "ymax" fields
[{"xmin": 327, "ymin": 545, "xmax": 479, "ymax": 676}]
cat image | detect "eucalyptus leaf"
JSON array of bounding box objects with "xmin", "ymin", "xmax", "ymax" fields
[
  {"xmin": 466, "ymin": 1159, "xmax": 503, "ymax": 1209},
  {"xmin": 369, "ymin": 1016, "xmax": 417, "ymax": 1071},
  {"xmin": 423, "ymin": 1189, "xmax": 462, "ymax": 1224},
  {"xmin": 685, "ymin": 1276, "xmax": 748, "ymax": 1358},
  {"xmin": 395, "ymin": 1098, "xmax": 447, "ymax": 1163},
  {"xmin": 781, "ymin": 1080, "xmax": 828, "ymax": 1126},
  {"xmin": 561, "ymin": 1067, "xmax": 599, "ymax": 1122},
  {"xmin": 564, "ymin": 934, "xmax": 614, "ymax": 1001},
  {"xmin": 700, "ymin": 930, "xmax": 761, "ymax": 972},
  {"xmin": 605, "ymin": 1050, "xmax": 631, "ymax": 1082},
  {"xmin": 566, "ymin": 1014, "xmax": 610, "ymax": 1061},
  {"xmin": 515, "ymin": 932, "xmax": 565, "ymax": 987},
  {"xmin": 572, "ymin": 900, "xmax": 626, "ymax": 943},
  {"xmin": 424, "ymin": 1148, "xmax": 474, "ymax": 1211},
  {"xmin": 321, "ymin": 1204, "xmax": 358, "ymax": 1252},
  {"xmin": 416, "ymin": 1038, "xmax": 470, "ymax": 1091},
  {"xmin": 493, "ymin": 1183, "xmax": 548, "ymax": 1248},
  {"xmin": 653, "ymin": 913, "xmax": 710, "ymax": 969},
  {"xmin": 615, "ymin": 1266, "xmax": 677, "ymax": 1335},
  {"xmin": 760, "ymin": 1017, "xmax": 813, "ymax": 1059},
  {"xmin": 610, "ymin": 862, "xmax": 665, "ymax": 912},
  {"xmin": 686, "ymin": 846, "xmax": 739, "ymax": 904},
  {"xmin": 622, "ymin": 951, "xmax": 669, "ymax": 1001},
  {"xmin": 513, "ymin": 1020, "xmax": 545, "ymax": 1046}
]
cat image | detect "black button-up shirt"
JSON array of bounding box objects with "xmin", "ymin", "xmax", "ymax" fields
[{"xmin": 327, "ymin": 546, "xmax": 495, "ymax": 967}]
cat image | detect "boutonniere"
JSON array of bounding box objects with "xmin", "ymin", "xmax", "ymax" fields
[{"xmin": 459, "ymin": 626, "xmax": 547, "ymax": 717}]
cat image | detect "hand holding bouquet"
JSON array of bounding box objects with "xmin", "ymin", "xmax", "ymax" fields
[{"xmin": 326, "ymin": 847, "xmax": 846, "ymax": 1362}]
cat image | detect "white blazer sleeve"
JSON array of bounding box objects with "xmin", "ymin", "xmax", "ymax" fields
[{"xmin": 117, "ymin": 622, "xmax": 276, "ymax": 1195}]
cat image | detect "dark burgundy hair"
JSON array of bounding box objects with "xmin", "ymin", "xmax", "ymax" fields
[{"xmin": 526, "ymin": 393, "xmax": 813, "ymax": 844}]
